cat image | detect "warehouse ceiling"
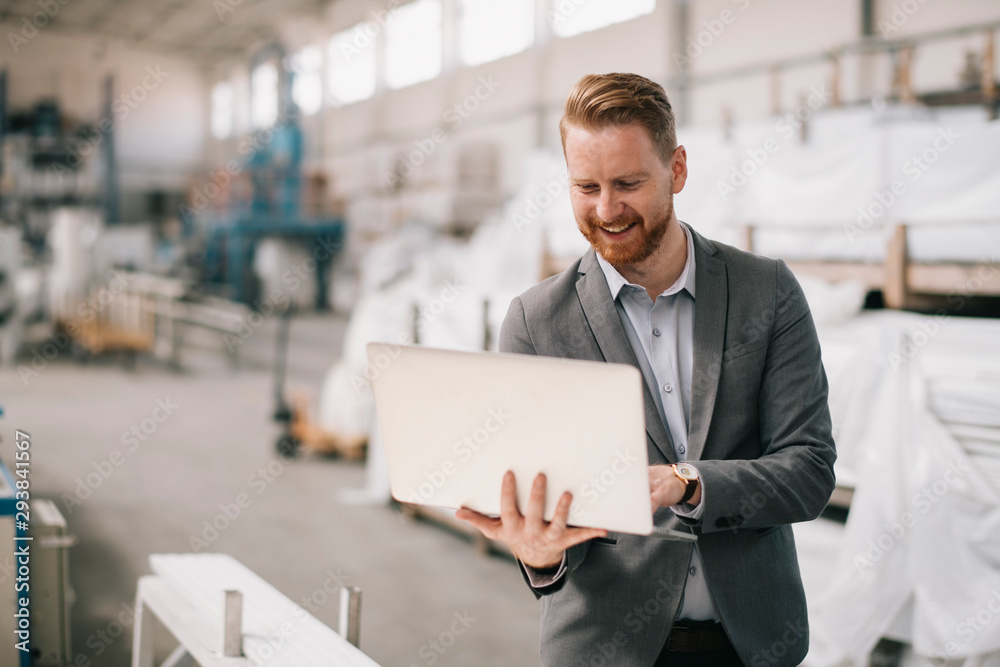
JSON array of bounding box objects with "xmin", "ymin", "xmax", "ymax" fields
[{"xmin": 0, "ymin": 0, "xmax": 330, "ymax": 60}]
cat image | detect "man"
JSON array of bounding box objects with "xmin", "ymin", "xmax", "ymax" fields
[{"xmin": 457, "ymin": 73, "xmax": 836, "ymax": 666}]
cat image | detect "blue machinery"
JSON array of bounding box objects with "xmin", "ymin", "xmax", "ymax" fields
[
  {"xmin": 203, "ymin": 45, "xmax": 344, "ymax": 307},
  {"xmin": 206, "ymin": 217, "xmax": 344, "ymax": 308}
]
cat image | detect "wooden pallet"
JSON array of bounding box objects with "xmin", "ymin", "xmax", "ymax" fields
[
  {"xmin": 743, "ymin": 224, "xmax": 1000, "ymax": 310},
  {"xmin": 287, "ymin": 390, "xmax": 367, "ymax": 461}
]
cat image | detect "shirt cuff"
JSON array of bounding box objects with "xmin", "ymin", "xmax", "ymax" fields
[
  {"xmin": 521, "ymin": 553, "xmax": 568, "ymax": 588},
  {"xmin": 671, "ymin": 478, "xmax": 705, "ymax": 520}
]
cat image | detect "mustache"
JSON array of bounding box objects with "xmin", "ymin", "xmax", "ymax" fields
[{"xmin": 583, "ymin": 212, "xmax": 644, "ymax": 229}]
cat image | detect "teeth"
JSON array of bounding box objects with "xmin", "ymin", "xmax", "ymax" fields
[{"xmin": 604, "ymin": 223, "xmax": 634, "ymax": 233}]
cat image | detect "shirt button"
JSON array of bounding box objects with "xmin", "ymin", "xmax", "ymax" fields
[
  {"xmin": 679, "ymin": 445, "xmax": 686, "ymax": 455},
  {"xmin": 689, "ymin": 566, "xmax": 697, "ymax": 576},
  {"xmin": 664, "ymin": 383, "xmax": 673, "ymax": 393},
  {"xmin": 653, "ymin": 328, "xmax": 661, "ymax": 337}
]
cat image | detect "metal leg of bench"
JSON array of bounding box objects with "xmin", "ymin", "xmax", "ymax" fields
[
  {"xmin": 160, "ymin": 645, "xmax": 197, "ymax": 667},
  {"xmin": 223, "ymin": 590, "xmax": 244, "ymax": 657},
  {"xmin": 339, "ymin": 586, "xmax": 362, "ymax": 648},
  {"xmin": 132, "ymin": 592, "xmax": 156, "ymax": 667}
]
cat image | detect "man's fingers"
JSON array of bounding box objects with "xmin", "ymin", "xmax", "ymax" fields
[
  {"xmin": 546, "ymin": 491, "xmax": 573, "ymax": 534},
  {"xmin": 524, "ymin": 473, "xmax": 548, "ymax": 527},
  {"xmin": 456, "ymin": 507, "xmax": 501, "ymax": 539},
  {"xmin": 498, "ymin": 470, "xmax": 522, "ymax": 527},
  {"xmin": 455, "ymin": 507, "xmax": 484, "ymax": 521}
]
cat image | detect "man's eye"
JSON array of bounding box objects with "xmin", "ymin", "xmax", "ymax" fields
[
  {"xmin": 578, "ymin": 184, "xmax": 598, "ymax": 191},
  {"xmin": 619, "ymin": 181, "xmax": 639, "ymax": 189}
]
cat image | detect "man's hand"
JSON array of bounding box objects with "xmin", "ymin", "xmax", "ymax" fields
[
  {"xmin": 649, "ymin": 465, "xmax": 701, "ymax": 512},
  {"xmin": 456, "ymin": 471, "xmax": 607, "ymax": 569}
]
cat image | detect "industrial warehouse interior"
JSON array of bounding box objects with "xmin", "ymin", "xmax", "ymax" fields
[{"xmin": 1, "ymin": 0, "xmax": 1000, "ymax": 666}]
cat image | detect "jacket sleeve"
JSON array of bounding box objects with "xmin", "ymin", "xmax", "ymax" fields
[{"xmin": 694, "ymin": 259, "xmax": 837, "ymax": 534}]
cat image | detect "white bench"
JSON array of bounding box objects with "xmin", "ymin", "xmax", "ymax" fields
[{"xmin": 132, "ymin": 553, "xmax": 380, "ymax": 667}]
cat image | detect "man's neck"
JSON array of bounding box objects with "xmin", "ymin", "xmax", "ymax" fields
[{"xmin": 614, "ymin": 220, "xmax": 688, "ymax": 301}]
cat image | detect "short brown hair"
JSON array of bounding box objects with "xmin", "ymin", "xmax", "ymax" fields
[{"xmin": 559, "ymin": 73, "xmax": 677, "ymax": 165}]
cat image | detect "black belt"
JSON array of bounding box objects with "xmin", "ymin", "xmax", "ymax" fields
[{"xmin": 664, "ymin": 621, "xmax": 733, "ymax": 653}]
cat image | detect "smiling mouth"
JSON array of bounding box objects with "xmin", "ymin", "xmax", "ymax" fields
[{"xmin": 601, "ymin": 222, "xmax": 638, "ymax": 235}]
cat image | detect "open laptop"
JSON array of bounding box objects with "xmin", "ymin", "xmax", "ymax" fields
[{"xmin": 368, "ymin": 343, "xmax": 695, "ymax": 540}]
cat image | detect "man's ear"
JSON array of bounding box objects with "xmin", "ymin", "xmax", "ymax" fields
[{"xmin": 671, "ymin": 146, "xmax": 688, "ymax": 194}]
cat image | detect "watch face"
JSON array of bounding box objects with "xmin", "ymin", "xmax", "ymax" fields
[{"xmin": 675, "ymin": 463, "xmax": 698, "ymax": 480}]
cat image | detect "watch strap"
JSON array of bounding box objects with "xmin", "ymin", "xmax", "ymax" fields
[{"xmin": 679, "ymin": 477, "xmax": 698, "ymax": 504}]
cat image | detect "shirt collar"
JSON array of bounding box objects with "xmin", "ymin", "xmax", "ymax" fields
[{"xmin": 595, "ymin": 222, "xmax": 696, "ymax": 301}]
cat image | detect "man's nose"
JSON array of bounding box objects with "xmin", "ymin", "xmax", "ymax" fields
[{"xmin": 596, "ymin": 189, "xmax": 623, "ymax": 222}]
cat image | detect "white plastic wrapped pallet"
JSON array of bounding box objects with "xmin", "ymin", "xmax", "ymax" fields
[
  {"xmin": 805, "ymin": 313, "xmax": 1000, "ymax": 666},
  {"xmin": 680, "ymin": 104, "xmax": 1000, "ymax": 264},
  {"xmin": 47, "ymin": 206, "xmax": 101, "ymax": 321}
]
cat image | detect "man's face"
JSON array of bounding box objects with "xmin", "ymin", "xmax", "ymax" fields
[{"xmin": 564, "ymin": 122, "xmax": 686, "ymax": 268}]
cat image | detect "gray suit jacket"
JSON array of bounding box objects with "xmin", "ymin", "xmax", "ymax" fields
[{"xmin": 499, "ymin": 224, "xmax": 836, "ymax": 667}]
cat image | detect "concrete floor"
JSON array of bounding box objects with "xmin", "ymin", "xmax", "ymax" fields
[{"xmin": 1, "ymin": 313, "xmax": 542, "ymax": 666}]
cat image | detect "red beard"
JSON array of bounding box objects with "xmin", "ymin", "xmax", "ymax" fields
[{"xmin": 576, "ymin": 204, "xmax": 671, "ymax": 267}]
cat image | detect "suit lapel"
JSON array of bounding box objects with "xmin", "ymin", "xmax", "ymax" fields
[
  {"xmin": 576, "ymin": 249, "xmax": 676, "ymax": 463},
  {"xmin": 686, "ymin": 226, "xmax": 728, "ymax": 462}
]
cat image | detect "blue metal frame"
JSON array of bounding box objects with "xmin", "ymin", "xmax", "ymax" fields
[
  {"xmin": 206, "ymin": 218, "xmax": 345, "ymax": 306},
  {"xmin": 0, "ymin": 457, "xmax": 17, "ymax": 515}
]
